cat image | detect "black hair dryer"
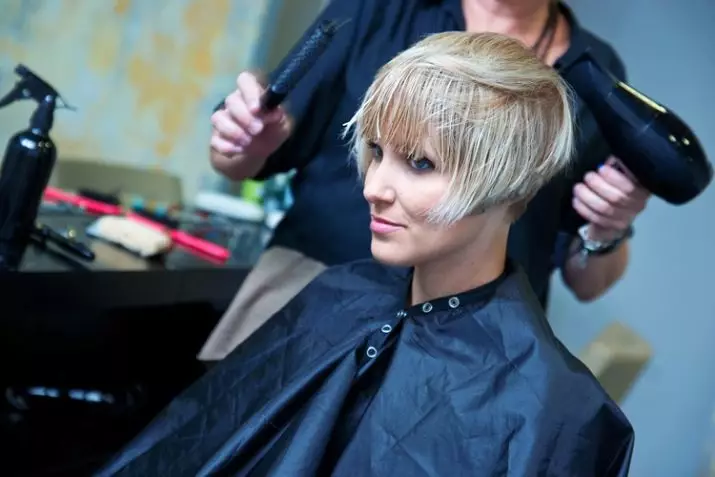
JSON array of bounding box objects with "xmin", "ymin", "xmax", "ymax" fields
[{"xmin": 560, "ymin": 50, "xmax": 712, "ymax": 205}]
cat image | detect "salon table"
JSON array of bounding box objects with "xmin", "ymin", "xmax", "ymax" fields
[
  {"xmin": 10, "ymin": 212, "xmax": 257, "ymax": 307},
  {"xmin": 0, "ymin": 210, "xmax": 262, "ymax": 476}
]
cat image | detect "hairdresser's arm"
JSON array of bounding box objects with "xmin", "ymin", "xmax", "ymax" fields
[
  {"xmin": 210, "ymin": 150, "xmax": 266, "ymax": 182},
  {"xmin": 561, "ymin": 235, "xmax": 630, "ymax": 302},
  {"xmin": 210, "ymin": 0, "xmax": 373, "ymax": 181},
  {"xmin": 560, "ymin": 158, "xmax": 649, "ymax": 302},
  {"xmin": 557, "ymin": 49, "xmax": 637, "ymax": 301}
]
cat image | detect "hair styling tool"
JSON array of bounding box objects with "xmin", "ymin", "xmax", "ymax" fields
[
  {"xmin": 31, "ymin": 222, "xmax": 96, "ymax": 261},
  {"xmin": 44, "ymin": 186, "xmax": 124, "ymax": 216},
  {"xmin": 260, "ymin": 19, "xmax": 344, "ymax": 111},
  {"xmin": 560, "ymin": 50, "xmax": 712, "ymax": 206}
]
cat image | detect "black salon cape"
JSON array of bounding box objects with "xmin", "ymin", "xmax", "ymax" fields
[{"xmin": 97, "ymin": 260, "xmax": 634, "ymax": 477}]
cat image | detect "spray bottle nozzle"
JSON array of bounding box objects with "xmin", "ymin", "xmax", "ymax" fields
[{"xmin": 0, "ymin": 64, "xmax": 75, "ymax": 111}]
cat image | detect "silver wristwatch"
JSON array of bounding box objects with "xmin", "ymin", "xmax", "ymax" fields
[{"xmin": 576, "ymin": 224, "xmax": 634, "ymax": 267}]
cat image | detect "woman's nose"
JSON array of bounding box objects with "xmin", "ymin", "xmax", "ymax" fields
[{"xmin": 363, "ymin": 160, "xmax": 396, "ymax": 205}]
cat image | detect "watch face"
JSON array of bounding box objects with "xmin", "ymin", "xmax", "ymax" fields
[
  {"xmin": 578, "ymin": 223, "xmax": 632, "ymax": 256},
  {"xmin": 577, "ymin": 224, "xmax": 595, "ymax": 243},
  {"xmin": 578, "ymin": 224, "xmax": 610, "ymax": 253}
]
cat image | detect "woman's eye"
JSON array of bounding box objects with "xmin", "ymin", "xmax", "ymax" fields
[
  {"xmin": 367, "ymin": 141, "xmax": 383, "ymax": 161},
  {"xmin": 408, "ymin": 157, "xmax": 435, "ymax": 171}
]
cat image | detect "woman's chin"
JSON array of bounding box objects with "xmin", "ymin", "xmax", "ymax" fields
[{"xmin": 371, "ymin": 241, "xmax": 413, "ymax": 267}]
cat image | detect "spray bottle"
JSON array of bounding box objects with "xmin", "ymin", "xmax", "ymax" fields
[{"xmin": 0, "ymin": 64, "xmax": 74, "ymax": 270}]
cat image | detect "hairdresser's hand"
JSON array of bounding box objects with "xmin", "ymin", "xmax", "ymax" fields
[
  {"xmin": 210, "ymin": 72, "xmax": 292, "ymax": 179},
  {"xmin": 572, "ymin": 156, "xmax": 650, "ymax": 242}
]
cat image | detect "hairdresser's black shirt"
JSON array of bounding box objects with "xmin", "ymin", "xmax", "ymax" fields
[{"xmin": 241, "ymin": 0, "xmax": 627, "ymax": 307}]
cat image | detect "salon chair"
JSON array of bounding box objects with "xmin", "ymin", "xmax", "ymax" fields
[{"xmin": 578, "ymin": 321, "xmax": 652, "ymax": 404}]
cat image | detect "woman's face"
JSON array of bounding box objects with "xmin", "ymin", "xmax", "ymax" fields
[{"xmin": 363, "ymin": 141, "xmax": 495, "ymax": 268}]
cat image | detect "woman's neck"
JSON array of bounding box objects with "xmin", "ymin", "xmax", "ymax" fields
[
  {"xmin": 410, "ymin": 225, "xmax": 509, "ymax": 305},
  {"xmin": 462, "ymin": 0, "xmax": 554, "ymax": 38}
]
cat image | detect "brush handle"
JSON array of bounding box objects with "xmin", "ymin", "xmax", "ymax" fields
[
  {"xmin": 260, "ymin": 20, "xmax": 341, "ymax": 111},
  {"xmin": 44, "ymin": 186, "xmax": 123, "ymax": 215}
]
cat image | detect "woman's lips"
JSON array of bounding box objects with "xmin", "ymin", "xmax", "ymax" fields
[{"xmin": 370, "ymin": 216, "xmax": 403, "ymax": 235}]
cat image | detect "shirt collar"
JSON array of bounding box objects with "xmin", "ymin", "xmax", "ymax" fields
[{"xmin": 555, "ymin": 2, "xmax": 588, "ymax": 71}]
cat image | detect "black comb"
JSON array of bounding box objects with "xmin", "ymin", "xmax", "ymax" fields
[{"xmin": 260, "ymin": 19, "xmax": 344, "ymax": 111}]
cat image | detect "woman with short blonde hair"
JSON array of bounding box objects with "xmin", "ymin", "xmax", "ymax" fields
[{"xmin": 100, "ymin": 32, "xmax": 633, "ymax": 477}]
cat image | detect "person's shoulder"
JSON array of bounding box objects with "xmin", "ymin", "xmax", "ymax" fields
[
  {"xmin": 535, "ymin": 338, "xmax": 634, "ymax": 471},
  {"xmin": 266, "ymin": 258, "xmax": 406, "ymax": 344},
  {"xmin": 489, "ymin": 265, "xmax": 627, "ymax": 413},
  {"xmin": 485, "ymin": 268, "xmax": 633, "ymax": 460},
  {"xmin": 311, "ymin": 258, "xmax": 409, "ymax": 296},
  {"xmin": 287, "ymin": 258, "xmax": 406, "ymax": 316},
  {"xmin": 539, "ymin": 337, "xmax": 625, "ymax": 415},
  {"xmin": 581, "ymin": 29, "xmax": 624, "ymax": 65},
  {"xmin": 569, "ymin": 10, "xmax": 627, "ymax": 79}
]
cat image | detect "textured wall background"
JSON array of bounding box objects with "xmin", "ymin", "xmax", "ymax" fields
[{"xmin": 0, "ymin": 0, "xmax": 274, "ymax": 200}]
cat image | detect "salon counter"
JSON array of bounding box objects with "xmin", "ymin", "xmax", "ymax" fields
[{"xmin": 8, "ymin": 212, "xmax": 256, "ymax": 310}]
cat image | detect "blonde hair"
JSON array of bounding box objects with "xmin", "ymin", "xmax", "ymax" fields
[{"xmin": 343, "ymin": 31, "xmax": 575, "ymax": 223}]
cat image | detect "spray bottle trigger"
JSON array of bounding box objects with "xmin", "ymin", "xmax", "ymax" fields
[{"xmin": 0, "ymin": 83, "xmax": 25, "ymax": 109}]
